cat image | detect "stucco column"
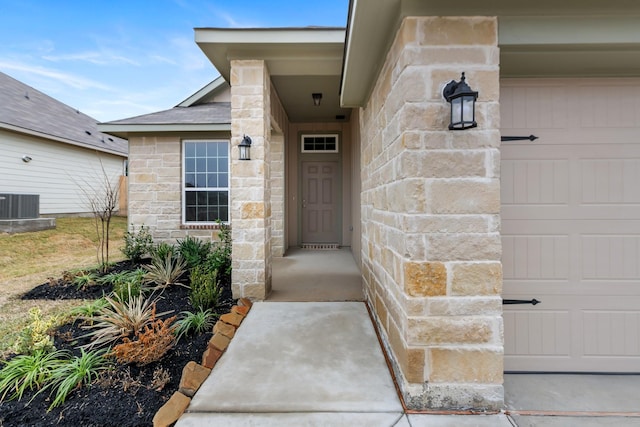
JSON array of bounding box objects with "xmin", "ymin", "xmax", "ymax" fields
[
  {"xmin": 360, "ymin": 17, "xmax": 502, "ymax": 410},
  {"xmin": 230, "ymin": 59, "xmax": 272, "ymax": 300}
]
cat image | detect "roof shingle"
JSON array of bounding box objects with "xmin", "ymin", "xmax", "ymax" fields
[{"xmin": 0, "ymin": 71, "xmax": 127, "ymax": 156}]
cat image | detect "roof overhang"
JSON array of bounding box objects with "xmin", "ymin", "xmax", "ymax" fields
[
  {"xmin": 195, "ymin": 28, "xmax": 350, "ymax": 123},
  {"xmin": 97, "ymin": 123, "xmax": 231, "ymax": 139},
  {"xmin": 342, "ymin": 0, "xmax": 640, "ymax": 107}
]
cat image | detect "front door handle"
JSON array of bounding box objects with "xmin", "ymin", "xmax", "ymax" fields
[{"xmin": 302, "ymin": 199, "xmax": 306, "ymax": 208}]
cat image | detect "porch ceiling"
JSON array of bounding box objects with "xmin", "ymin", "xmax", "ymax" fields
[
  {"xmin": 195, "ymin": 28, "xmax": 350, "ymax": 123},
  {"xmin": 341, "ymin": 0, "xmax": 640, "ymax": 106}
]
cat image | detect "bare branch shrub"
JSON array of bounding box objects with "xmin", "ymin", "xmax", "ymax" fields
[{"xmin": 77, "ymin": 155, "xmax": 121, "ymax": 272}]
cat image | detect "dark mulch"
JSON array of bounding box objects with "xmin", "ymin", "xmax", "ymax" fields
[{"xmin": 0, "ymin": 264, "xmax": 233, "ymax": 427}]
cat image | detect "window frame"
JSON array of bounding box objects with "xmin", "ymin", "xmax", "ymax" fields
[
  {"xmin": 181, "ymin": 139, "xmax": 231, "ymax": 225},
  {"xmin": 300, "ymin": 133, "xmax": 340, "ymax": 153}
]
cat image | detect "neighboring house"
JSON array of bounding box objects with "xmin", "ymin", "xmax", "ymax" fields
[
  {"xmin": 0, "ymin": 71, "xmax": 128, "ymax": 219},
  {"xmin": 99, "ymin": 0, "xmax": 640, "ymax": 412}
]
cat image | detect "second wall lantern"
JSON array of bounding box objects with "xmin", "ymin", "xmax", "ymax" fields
[
  {"xmin": 442, "ymin": 72, "xmax": 478, "ymax": 130},
  {"xmin": 239, "ymin": 135, "xmax": 252, "ymax": 160}
]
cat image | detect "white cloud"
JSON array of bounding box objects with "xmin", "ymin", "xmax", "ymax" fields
[
  {"xmin": 0, "ymin": 60, "xmax": 113, "ymax": 91},
  {"xmin": 204, "ymin": 4, "xmax": 263, "ymax": 28},
  {"xmin": 215, "ymin": 11, "xmax": 246, "ymax": 28},
  {"xmin": 43, "ymin": 51, "xmax": 140, "ymax": 66},
  {"xmin": 149, "ymin": 54, "xmax": 177, "ymax": 66}
]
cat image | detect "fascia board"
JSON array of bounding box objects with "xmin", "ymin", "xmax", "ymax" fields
[{"xmin": 97, "ymin": 123, "xmax": 231, "ymax": 139}]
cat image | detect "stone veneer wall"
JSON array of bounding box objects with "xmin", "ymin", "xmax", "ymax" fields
[
  {"xmin": 269, "ymin": 84, "xmax": 288, "ymax": 257},
  {"xmin": 230, "ymin": 59, "xmax": 288, "ymax": 299},
  {"xmin": 360, "ymin": 17, "xmax": 503, "ymax": 410},
  {"xmin": 270, "ymin": 132, "xmax": 285, "ymax": 257},
  {"xmin": 128, "ymin": 134, "xmax": 230, "ymax": 242}
]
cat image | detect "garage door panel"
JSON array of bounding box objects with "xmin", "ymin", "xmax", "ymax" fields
[
  {"xmin": 582, "ymin": 234, "xmax": 640, "ymax": 280},
  {"xmin": 502, "ymin": 78, "xmax": 640, "ymax": 372},
  {"xmin": 581, "ymin": 158, "xmax": 640, "ymax": 204},
  {"xmin": 502, "ymin": 234, "xmax": 569, "ymax": 280},
  {"xmin": 502, "ymin": 158, "xmax": 569, "ymax": 205},
  {"xmin": 583, "ymin": 310, "xmax": 640, "ymax": 357},
  {"xmin": 505, "ymin": 297, "xmax": 640, "ymax": 371},
  {"xmin": 504, "ymin": 310, "xmax": 571, "ymax": 357}
]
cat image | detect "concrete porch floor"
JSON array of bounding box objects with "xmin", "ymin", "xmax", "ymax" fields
[{"xmin": 269, "ymin": 247, "xmax": 363, "ymax": 302}]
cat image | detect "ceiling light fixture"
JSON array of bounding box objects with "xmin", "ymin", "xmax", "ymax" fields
[{"xmin": 312, "ymin": 93, "xmax": 322, "ymax": 106}]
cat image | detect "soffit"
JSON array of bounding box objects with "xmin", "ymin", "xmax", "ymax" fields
[
  {"xmin": 195, "ymin": 28, "xmax": 348, "ymax": 123},
  {"xmin": 342, "ymin": 0, "xmax": 640, "ymax": 106}
]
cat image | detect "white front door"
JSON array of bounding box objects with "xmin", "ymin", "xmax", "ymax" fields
[{"xmin": 501, "ymin": 78, "xmax": 640, "ymax": 372}]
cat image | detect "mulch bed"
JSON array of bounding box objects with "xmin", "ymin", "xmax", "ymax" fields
[{"xmin": 0, "ymin": 261, "xmax": 233, "ymax": 427}]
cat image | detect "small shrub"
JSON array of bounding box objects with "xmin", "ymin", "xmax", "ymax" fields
[
  {"xmin": 112, "ymin": 279, "xmax": 145, "ymax": 301},
  {"xmin": 150, "ymin": 367, "xmax": 171, "ymax": 391},
  {"xmin": 13, "ymin": 307, "xmax": 58, "ymax": 355},
  {"xmin": 149, "ymin": 241, "xmax": 177, "ymax": 261},
  {"xmin": 205, "ymin": 223, "xmax": 232, "ymax": 278},
  {"xmin": 70, "ymin": 298, "xmax": 110, "ymax": 322},
  {"xmin": 112, "ymin": 316, "xmax": 177, "ymax": 366},
  {"xmin": 121, "ymin": 224, "xmax": 154, "ymax": 262},
  {"xmin": 174, "ymin": 308, "xmax": 216, "ymax": 342},
  {"xmin": 177, "ymin": 235, "xmax": 211, "ymax": 270},
  {"xmin": 189, "ymin": 266, "xmax": 222, "ymax": 311},
  {"xmin": 0, "ymin": 349, "xmax": 65, "ymax": 402},
  {"xmin": 80, "ymin": 289, "xmax": 170, "ymax": 349},
  {"xmin": 45, "ymin": 348, "xmax": 110, "ymax": 410},
  {"xmin": 143, "ymin": 253, "xmax": 187, "ymax": 289},
  {"xmin": 98, "ymin": 269, "xmax": 145, "ymax": 287},
  {"xmin": 72, "ymin": 270, "xmax": 99, "ymax": 290},
  {"xmin": 101, "ymin": 269, "xmax": 148, "ymax": 300}
]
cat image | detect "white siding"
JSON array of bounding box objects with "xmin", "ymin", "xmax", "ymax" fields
[{"xmin": 0, "ymin": 129, "xmax": 126, "ymax": 215}]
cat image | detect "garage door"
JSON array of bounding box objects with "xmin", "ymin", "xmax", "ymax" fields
[{"xmin": 501, "ymin": 78, "xmax": 640, "ymax": 372}]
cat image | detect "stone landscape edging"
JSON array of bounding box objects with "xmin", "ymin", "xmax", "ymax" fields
[{"xmin": 152, "ymin": 297, "xmax": 253, "ymax": 427}]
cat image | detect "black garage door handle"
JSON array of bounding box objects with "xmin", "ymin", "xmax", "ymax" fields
[{"xmin": 503, "ymin": 299, "xmax": 541, "ymax": 305}]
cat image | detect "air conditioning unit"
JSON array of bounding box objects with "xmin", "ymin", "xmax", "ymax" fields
[{"xmin": 0, "ymin": 194, "xmax": 40, "ymax": 219}]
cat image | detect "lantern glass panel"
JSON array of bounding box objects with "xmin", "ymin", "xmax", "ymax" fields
[{"xmin": 239, "ymin": 144, "xmax": 250, "ymax": 160}]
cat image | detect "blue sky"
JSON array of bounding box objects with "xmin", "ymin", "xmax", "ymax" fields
[{"xmin": 0, "ymin": 0, "xmax": 349, "ymax": 122}]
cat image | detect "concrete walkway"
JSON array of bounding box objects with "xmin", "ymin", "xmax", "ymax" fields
[
  {"xmin": 176, "ymin": 301, "xmax": 511, "ymax": 426},
  {"xmin": 176, "ymin": 249, "xmax": 640, "ymax": 426}
]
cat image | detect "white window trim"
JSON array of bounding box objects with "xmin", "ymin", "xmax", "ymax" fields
[
  {"xmin": 300, "ymin": 133, "xmax": 339, "ymax": 153},
  {"xmin": 181, "ymin": 139, "xmax": 231, "ymax": 225}
]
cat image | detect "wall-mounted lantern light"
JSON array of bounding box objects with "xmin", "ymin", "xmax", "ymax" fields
[
  {"xmin": 239, "ymin": 135, "xmax": 252, "ymax": 160},
  {"xmin": 442, "ymin": 72, "xmax": 478, "ymax": 130},
  {"xmin": 22, "ymin": 155, "xmax": 32, "ymax": 163},
  {"xmin": 312, "ymin": 93, "xmax": 322, "ymax": 106}
]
